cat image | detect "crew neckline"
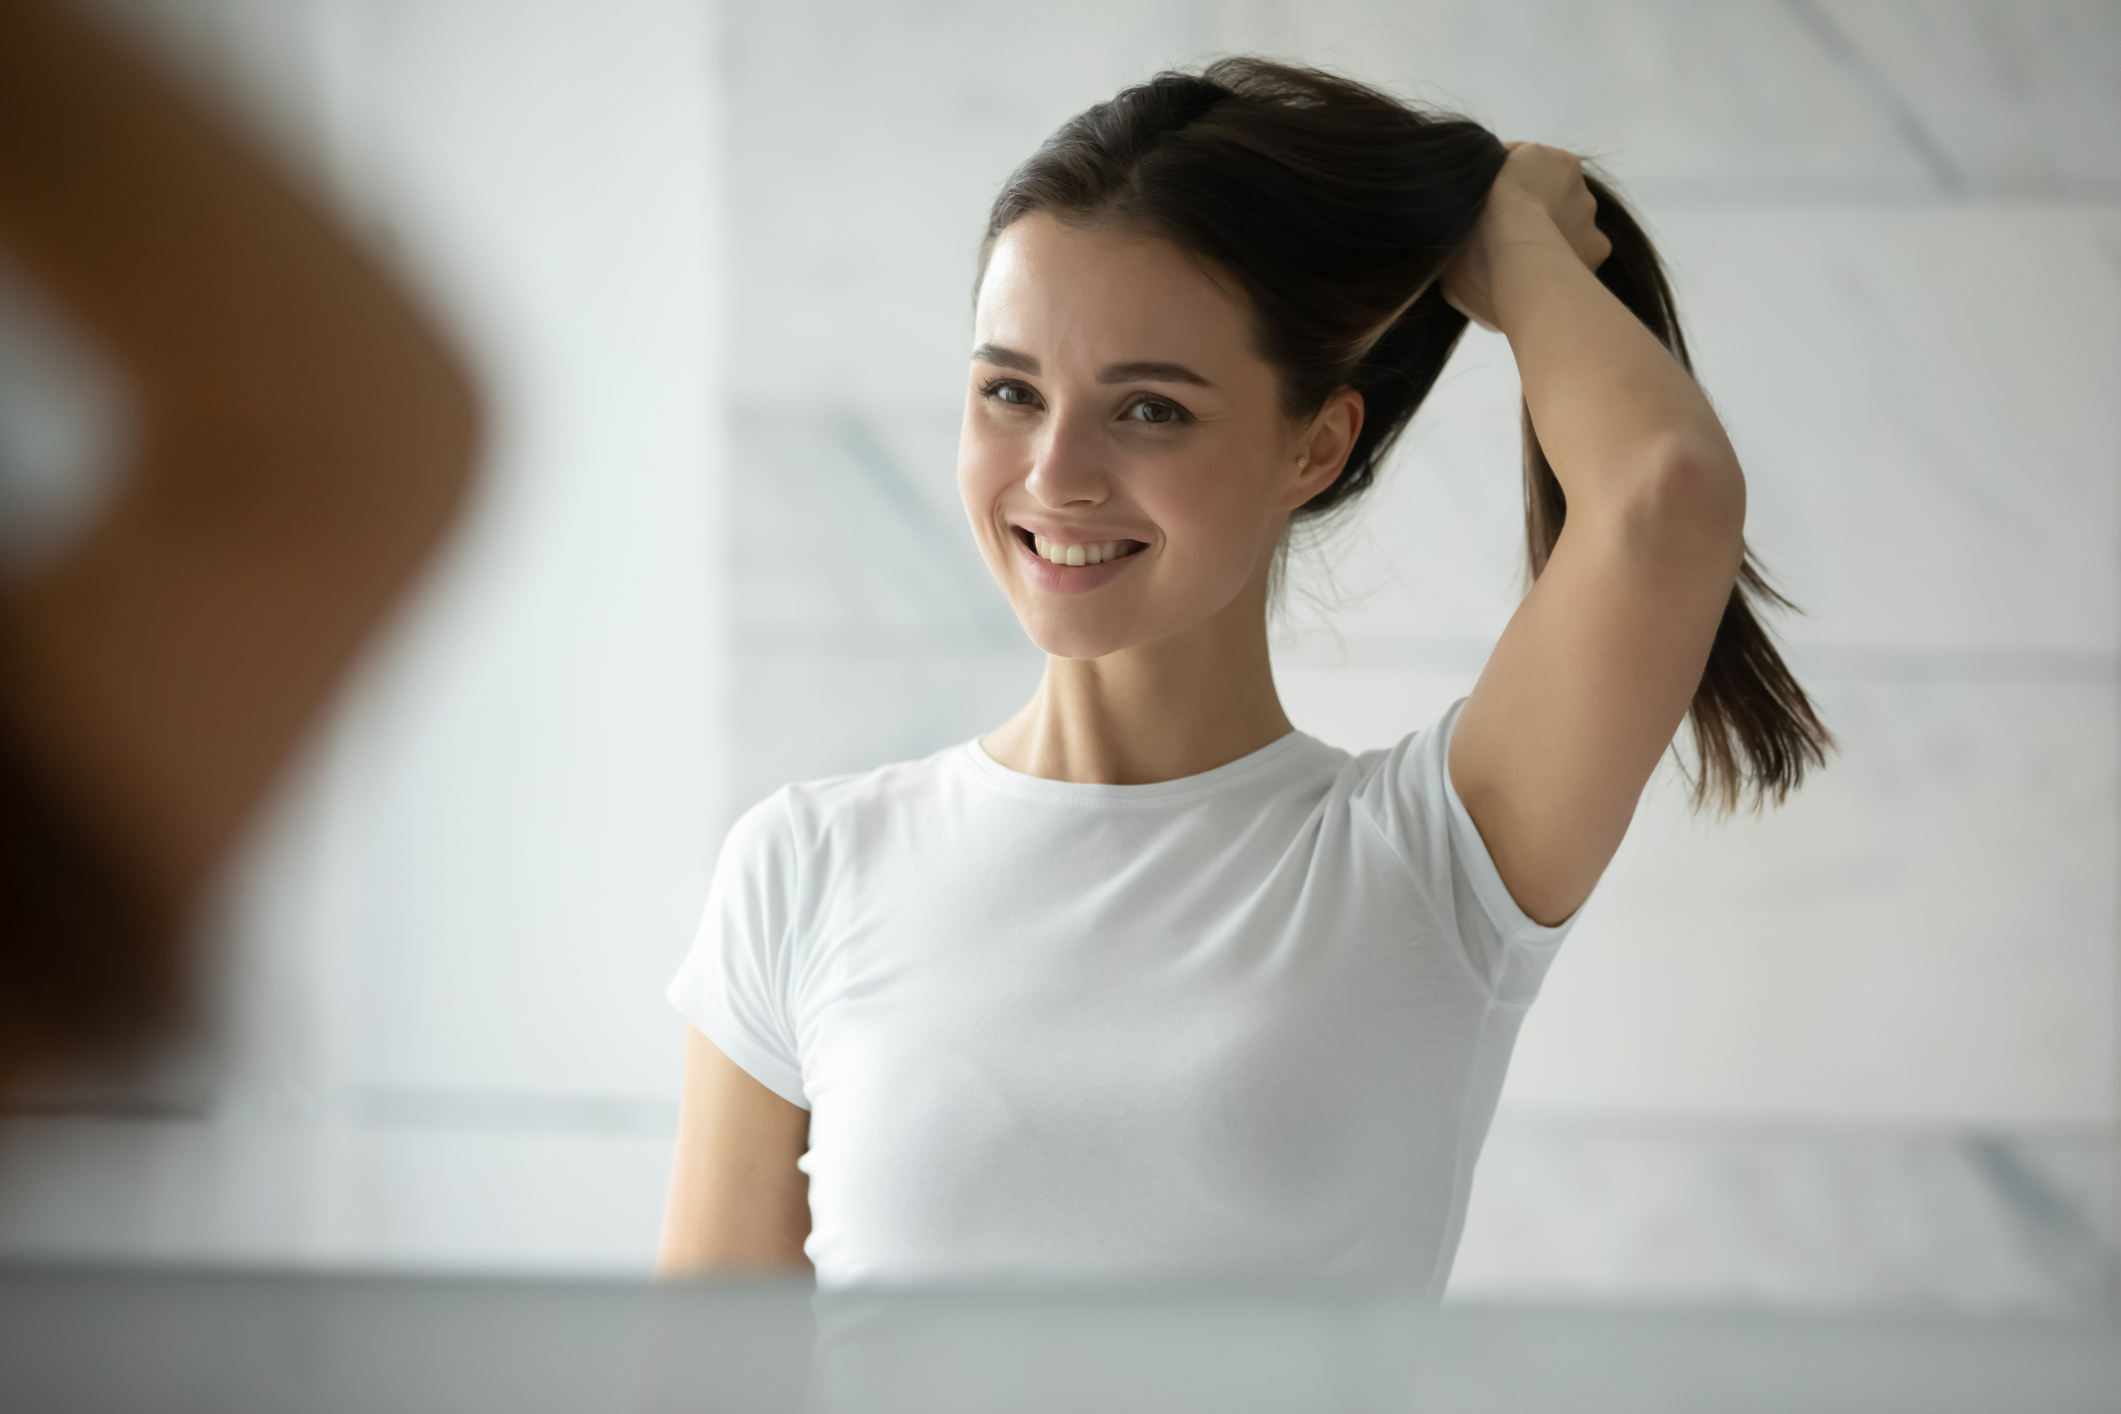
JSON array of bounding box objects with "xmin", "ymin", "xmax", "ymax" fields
[{"xmin": 962, "ymin": 728, "xmax": 1318, "ymax": 804}]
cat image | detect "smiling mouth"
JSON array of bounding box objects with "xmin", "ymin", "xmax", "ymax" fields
[{"xmin": 1015, "ymin": 527, "xmax": 1146, "ymax": 567}]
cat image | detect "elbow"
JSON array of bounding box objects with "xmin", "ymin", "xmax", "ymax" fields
[
  {"xmin": 301, "ymin": 328, "xmax": 485, "ymax": 570},
  {"xmin": 1613, "ymin": 433, "xmax": 1746, "ymax": 578},
  {"xmin": 293, "ymin": 340, "xmax": 484, "ymax": 584},
  {"xmin": 387, "ymin": 344, "xmax": 484, "ymax": 557},
  {"xmin": 135, "ymin": 323, "xmax": 484, "ymax": 568}
]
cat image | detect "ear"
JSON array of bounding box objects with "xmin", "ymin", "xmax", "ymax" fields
[{"xmin": 1281, "ymin": 388, "xmax": 1365, "ymax": 511}]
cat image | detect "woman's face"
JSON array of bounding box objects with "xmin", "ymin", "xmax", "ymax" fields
[{"xmin": 959, "ymin": 214, "xmax": 1350, "ymax": 661}]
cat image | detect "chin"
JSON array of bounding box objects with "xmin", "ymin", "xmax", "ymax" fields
[
  {"xmin": 1011, "ymin": 588, "xmax": 1185, "ymax": 659},
  {"xmin": 1006, "ymin": 575, "xmax": 1252, "ymax": 662},
  {"xmin": 1017, "ymin": 611, "xmax": 1137, "ymax": 661}
]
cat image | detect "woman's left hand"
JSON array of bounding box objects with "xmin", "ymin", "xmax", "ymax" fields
[{"xmin": 1444, "ymin": 143, "xmax": 1611, "ymax": 330}]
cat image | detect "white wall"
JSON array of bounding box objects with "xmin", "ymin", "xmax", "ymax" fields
[{"xmin": 0, "ymin": 0, "xmax": 723, "ymax": 1272}]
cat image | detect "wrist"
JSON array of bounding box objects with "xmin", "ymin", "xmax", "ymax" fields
[
  {"xmin": 1476, "ymin": 193, "xmax": 1568, "ymax": 252},
  {"xmin": 1478, "ymin": 202, "xmax": 1589, "ymax": 334}
]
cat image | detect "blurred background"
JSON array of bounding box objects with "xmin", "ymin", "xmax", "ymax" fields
[{"xmin": 0, "ymin": 0, "xmax": 2116, "ymax": 1317}]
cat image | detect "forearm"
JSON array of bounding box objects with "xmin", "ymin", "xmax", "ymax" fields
[{"xmin": 1484, "ymin": 199, "xmax": 1743, "ymax": 542}]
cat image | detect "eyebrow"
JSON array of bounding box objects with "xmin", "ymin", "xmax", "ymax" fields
[
  {"xmin": 1098, "ymin": 360, "xmax": 1212, "ymax": 387},
  {"xmin": 970, "ymin": 343, "xmax": 1214, "ymax": 388},
  {"xmin": 971, "ymin": 343, "xmax": 1039, "ymax": 374}
]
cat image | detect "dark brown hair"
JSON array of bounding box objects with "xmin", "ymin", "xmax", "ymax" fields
[{"xmin": 979, "ymin": 58, "xmax": 1829, "ymax": 811}]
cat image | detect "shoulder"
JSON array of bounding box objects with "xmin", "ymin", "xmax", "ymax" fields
[
  {"xmin": 1323, "ymin": 702, "xmax": 1465, "ymax": 881},
  {"xmin": 755, "ymin": 742, "xmax": 971, "ymax": 853},
  {"xmin": 780, "ymin": 741, "xmax": 965, "ymax": 817},
  {"xmin": 697, "ymin": 750, "xmax": 964, "ymax": 956},
  {"xmin": 1342, "ymin": 703, "xmax": 1456, "ymax": 796},
  {"xmin": 1340, "ymin": 700, "xmax": 1578, "ymax": 964}
]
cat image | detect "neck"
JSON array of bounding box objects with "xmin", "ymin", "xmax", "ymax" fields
[{"xmin": 982, "ymin": 566, "xmax": 1293, "ymax": 785}]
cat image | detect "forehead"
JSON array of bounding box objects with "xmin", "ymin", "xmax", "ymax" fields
[{"xmin": 976, "ymin": 213, "xmax": 1257, "ymax": 368}]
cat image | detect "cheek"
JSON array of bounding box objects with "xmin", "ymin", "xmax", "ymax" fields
[
  {"xmin": 1147, "ymin": 448, "xmax": 1284, "ymax": 563},
  {"xmin": 956, "ymin": 418, "xmax": 1013, "ymax": 526}
]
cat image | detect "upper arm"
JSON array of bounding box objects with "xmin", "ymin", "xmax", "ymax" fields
[
  {"xmin": 658, "ymin": 1025, "xmax": 812, "ymax": 1276},
  {"xmin": 1448, "ymin": 441, "xmax": 1744, "ymax": 925}
]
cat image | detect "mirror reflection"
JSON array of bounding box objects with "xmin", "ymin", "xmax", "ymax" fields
[{"xmin": 1, "ymin": 1, "xmax": 2115, "ymax": 1408}]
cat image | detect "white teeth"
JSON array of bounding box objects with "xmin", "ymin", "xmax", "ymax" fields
[{"xmin": 1029, "ymin": 534, "xmax": 1135, "ymax": 566}]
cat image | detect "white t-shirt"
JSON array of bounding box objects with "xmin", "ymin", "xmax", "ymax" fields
[{"xmin": 667, "ymin": 699, "xmax": 1575, "ymax": 1292}]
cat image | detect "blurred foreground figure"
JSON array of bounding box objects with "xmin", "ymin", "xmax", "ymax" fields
[{"xmin": 0, "ymin": 0, "xmax": 478, "ymax": 1091}]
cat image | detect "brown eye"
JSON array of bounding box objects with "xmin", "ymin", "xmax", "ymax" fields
[{"xmin": 1125, "ymin": 397, "xmax": 1183, "ymax": 425}]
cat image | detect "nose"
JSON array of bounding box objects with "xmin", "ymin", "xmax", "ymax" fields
[{"xmin": 1023, "ymin": 406, "xmax": 1109, "ymax": 510}]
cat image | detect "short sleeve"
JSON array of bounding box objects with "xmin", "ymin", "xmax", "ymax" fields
[
  {"xmin": 666, "ymin": 789, "xmax": 810, "ymax": 1108},
  {"xmin": 1349, "ymin": 698, "xmax": 1577, "ymax": 1005}
]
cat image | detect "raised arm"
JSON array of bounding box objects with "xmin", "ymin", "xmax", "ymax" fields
[
  {"xmin": 1441, "ymin": 145, "xmax": 1747, "ymax": 926},
  {"xmin": 0, "ymin": 0, "xmax": 479, "ymax": 916},
  {"xmin": 0, "ymin": 0, "xmax": 477, "ymax": 1084}
]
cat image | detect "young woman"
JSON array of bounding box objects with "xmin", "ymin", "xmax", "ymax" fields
[{"xmin": 660, "ymin": 60, "xmax": 1826, "ymax": 1291}]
